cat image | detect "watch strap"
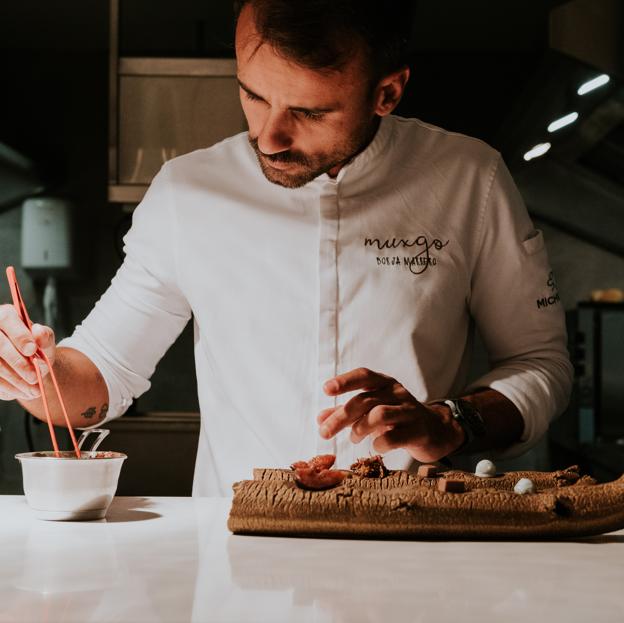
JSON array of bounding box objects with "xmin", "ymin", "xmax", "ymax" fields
[
  {"xmin": 443, "ymin": 399, "xmax": 474, "ymax": 449},
  {"xmin": 434, "ymin": 398, "xmax": 486, "ymax": 456}
]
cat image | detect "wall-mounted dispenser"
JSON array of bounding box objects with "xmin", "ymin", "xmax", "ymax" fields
[
  {"xmin": 21, "ymin": 197, "xmax": 72, "ymax": 270},
  {"xmin": 20, "ymin": 197, "xmax": 73, "ymax": 333}
]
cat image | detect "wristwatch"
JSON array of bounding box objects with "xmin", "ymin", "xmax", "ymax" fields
[{"xmin": 441, "ymin": 398, "xmax": 486, "ymax": 454}]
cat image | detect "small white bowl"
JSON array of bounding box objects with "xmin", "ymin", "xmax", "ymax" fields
[{"xmin": 15, "ymin": 450, "xmax": 127, "ymax": 521}]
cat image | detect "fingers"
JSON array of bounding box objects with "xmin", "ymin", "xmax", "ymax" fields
[
  {"xmin": 31, "ymin": 323, "xmax": 55, "ymax": 362},
  {"xmin": 323, "ymin": 367, "xmax": 394, "ymax": 396},
  {"xmin": 0, "ymin": 305, "xmax": 53, "ymax": 402},
  {"xmin": 316, "ymin": 407, "xmax": 336, "ymax": 425},
  {"xmin": 0, "ymin": 305, "xmax": 37, "ymax": 357},
  {"xmin": 372, "ymin": 426, "xmax": 414, "ymax": 454},
  {"xmin": 0, "ymin": 359, "xmax": 40, "ymax": 400},
  {"xmin": 320, "ymin": 392, "xmax": 385, "ymax": 439},
  {"xmin": 319, "ymin": 371, "xmax": 425, "ymax": 448},
  {"xmin": 351, "ymin": 404, "xmax": 409, "ymax": 436},
  {"xmin": 0, "ymin": 331, "xmax": 38, "ymax": 386}
]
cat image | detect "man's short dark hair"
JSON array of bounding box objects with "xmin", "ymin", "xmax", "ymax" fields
[{"xmin": 234, "ymin": 0, "xmax": 413, "ymax": 80}]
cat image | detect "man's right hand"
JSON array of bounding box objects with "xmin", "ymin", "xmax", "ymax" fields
[{"xmin": 0, "ymin": 304, "xmax": 56, "ymax": 402}]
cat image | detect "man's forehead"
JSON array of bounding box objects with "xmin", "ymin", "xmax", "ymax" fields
[
  {"xmin": 236, "ymin": 38, "xmax": 370, "ymax": 112},
  {"xmin": 235, "ymin": 3, "xmax": 270, "ymax": 63}
]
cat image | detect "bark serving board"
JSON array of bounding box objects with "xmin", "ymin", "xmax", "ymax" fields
[{"xmin": 228, "ymin": 466, "xmax": 624, "ymax": 539}]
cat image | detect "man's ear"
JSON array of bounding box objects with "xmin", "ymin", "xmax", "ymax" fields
[{"xmin": 373, "ymin": 66, "xmax": 410, "ymax": 116}]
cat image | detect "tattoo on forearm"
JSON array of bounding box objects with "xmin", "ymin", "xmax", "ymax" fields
[
  {"xmin": 81, "ymin": 406, "xmax": 96, "ymax": 420},
  {"xmin": 80, "ymin": 404, "xmax": 108, "ymax": 422}
]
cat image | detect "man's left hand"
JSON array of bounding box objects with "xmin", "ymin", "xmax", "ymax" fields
[{"xmin": 318, "ymin": 367, "xmax": 465, "ymax": 462}]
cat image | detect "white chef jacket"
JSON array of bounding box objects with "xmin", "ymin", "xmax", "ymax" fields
[{"xmin": 59, "ymin": 115, "xmax": 573, "ymax": 496}]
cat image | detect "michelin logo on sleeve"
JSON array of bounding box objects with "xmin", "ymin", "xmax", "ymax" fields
[{"xmin": 537, "ymin": 270, "xmax": 561, "ymax": 309}]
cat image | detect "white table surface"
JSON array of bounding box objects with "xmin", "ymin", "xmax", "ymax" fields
[{"xmin": 1, "ymin": 494, "xmax": 623, "ymax": 623}]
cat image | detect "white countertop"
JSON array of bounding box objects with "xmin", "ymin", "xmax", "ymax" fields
[{"xmin": 1, "ymin": 495, "xmax": 623, "ymax": 623}]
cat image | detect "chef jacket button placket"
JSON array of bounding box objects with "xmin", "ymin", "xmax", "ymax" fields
[{"xmin": 316, "ymin": 180, "xmax": 340, "ymax": 458}]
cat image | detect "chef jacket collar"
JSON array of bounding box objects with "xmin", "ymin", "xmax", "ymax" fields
[{"xmin": 311, "ymin": 114, "xmax": 394, "ymax": 187}]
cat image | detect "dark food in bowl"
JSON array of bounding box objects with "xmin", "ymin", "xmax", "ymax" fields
[{"xmin": 32, "ymin": 451, "xmax": 122, "ymax": 459}]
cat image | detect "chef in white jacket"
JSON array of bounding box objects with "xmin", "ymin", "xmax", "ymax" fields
[{"xmin": 0, "ymin": 0, "xmax": 572, "ymax": 496}]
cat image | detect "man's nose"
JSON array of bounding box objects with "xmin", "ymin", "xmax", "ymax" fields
[{"xmin": 257, "ymin": 110, "xmax": 294, "ymax": 155}]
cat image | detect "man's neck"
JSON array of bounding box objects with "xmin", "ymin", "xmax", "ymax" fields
[{"xmin": 327, "ymin": 116, "xmax": 382, "ymax": 178}]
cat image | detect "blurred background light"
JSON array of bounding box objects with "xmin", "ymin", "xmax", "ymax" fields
[
  {"xmin": 523, "ymin": 142, "xmax": 552, "ymax": 161},
  {"xmin": 548, "ymin": 112, "xmax": 579, "ymax": 132},
  {"xmin": 577, "ymin": 74, "xmax": 610, "ymax": 95}
]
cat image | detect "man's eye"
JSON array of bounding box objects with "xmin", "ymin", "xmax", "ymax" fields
[
  {"xmin": 299, "ymin": 110, "xmax": 325, "ymax": 122},
  {"xmin": 243, "ymin": 90, "xmax": 263, "ymax": 102}
]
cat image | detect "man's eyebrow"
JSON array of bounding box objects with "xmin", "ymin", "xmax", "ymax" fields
[
  {"xmin": 237, "ymin": 77, "xmax": 339, "ymax": 114},
  {"xmin": 237, "ymin": 78, "xmax": 266, "ymax": 101}
]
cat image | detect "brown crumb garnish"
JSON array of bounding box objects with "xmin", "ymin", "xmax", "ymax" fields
[
  {"xmin": 554, "ymin": 465, "xmax": 583, "ymax": 486},
  {"xmin": 350, "ymin": 455, "xmax": 389, "ymax": 478}
]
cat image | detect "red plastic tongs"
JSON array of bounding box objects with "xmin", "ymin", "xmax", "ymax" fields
[{"xmin": 6, "ymin": 266, "xmax": 81, "ymax": 458}]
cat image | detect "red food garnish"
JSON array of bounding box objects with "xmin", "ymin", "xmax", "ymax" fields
[
  {"xmin": 290, "ymin": 454, "xmax": 347, "ymax": 490},
  {"xmin": 290, "ymin": 454, "xmax": 336, "ymax": 471},
  {"xmin": 290, "ymin": 460, "xmax": 310, "ymax": 470},
  {"xmin": 309, "ymin": 454, "xmax": 336, "ymax": 470},
  {"xmin": 294, "ymin": 467, "xmax": 349, "ymax": 491}
]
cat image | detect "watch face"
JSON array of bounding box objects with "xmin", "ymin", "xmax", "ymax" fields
[{"xmin": 457, "ymin": 399, "xmax": 486, "ymax": 438}]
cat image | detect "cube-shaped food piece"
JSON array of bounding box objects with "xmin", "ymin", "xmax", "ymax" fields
[
  {"xmin": 417, "ymin": 464, "xmax": 439, "ymax": 478},
  {"xmin": 437, "ymin": 478, "xmax": 465, "ymax": 493}
]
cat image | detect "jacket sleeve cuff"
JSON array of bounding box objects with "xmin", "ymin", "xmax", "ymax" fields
[{"xmin": 466, "ymin": 363, "xmax": 569, "ymax": 459}]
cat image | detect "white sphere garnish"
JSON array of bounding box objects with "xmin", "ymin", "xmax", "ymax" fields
[
  {"xmin": 514, "ymin": 478, "xmax": 536, "ymax": 495},
  {"xmin": 475, "ymin": 459, "xmax": 497, "ymax": 478}
]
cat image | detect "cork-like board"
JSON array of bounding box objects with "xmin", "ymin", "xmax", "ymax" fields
[{"xmin": 228, "ymin": 466, "xmax": 624, "ymax": 539}]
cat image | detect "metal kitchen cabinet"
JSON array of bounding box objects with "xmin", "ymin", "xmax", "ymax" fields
[{"xmin": 108, "ymin": 0, "xmax": 247, "ymax": 203}]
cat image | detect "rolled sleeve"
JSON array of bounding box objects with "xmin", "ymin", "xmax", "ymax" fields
[
  {"xmin": 467, "ymin": 156, "xmax": 573, "ymax": 458},
  {"xmin": 58, "ymin": 163, "xmax": 192, "ymax": 428}
]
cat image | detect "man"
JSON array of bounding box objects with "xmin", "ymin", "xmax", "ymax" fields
[{"xmin": 0, "ymin": 1, "xmax": 572, "ymax": 495}]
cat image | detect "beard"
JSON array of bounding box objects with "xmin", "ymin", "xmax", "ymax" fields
[{"xmin": 248, "ymin": 117, "xmax": 379, "ymax": 189}]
